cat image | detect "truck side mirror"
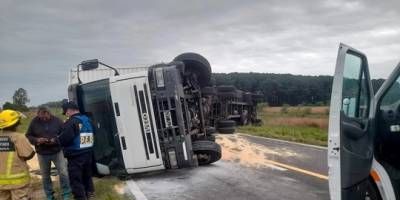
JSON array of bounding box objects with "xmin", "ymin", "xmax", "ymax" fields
[{"xmin": 81, "ymin": 59, "xmax": 99, "ymax": 71}]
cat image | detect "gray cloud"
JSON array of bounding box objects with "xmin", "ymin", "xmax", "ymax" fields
[{"xmin": 1, "ymin": 0, "xmax": 400, "ymax": 105}]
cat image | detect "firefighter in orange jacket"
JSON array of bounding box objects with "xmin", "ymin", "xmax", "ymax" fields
[{"xmin": 0, "ymin": 110, "xmax": 35, "ymax": 200}]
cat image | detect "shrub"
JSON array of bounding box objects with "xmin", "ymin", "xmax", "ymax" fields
[{"xmin": 281, "ymin": 104, "xmax": 289, "ymax": 114}]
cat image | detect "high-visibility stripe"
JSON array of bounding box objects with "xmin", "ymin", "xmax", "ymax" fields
[
  {"xmin": 6, "ymin": 152, "xmax": 14, "ymax": 175},
  {"xmin": 0, "ymin": 152, "xmax": 30, "ymax": 186},
  {"xmin": 0, "ymin": 176, "xmax": 29, "ymax": 185},
  {"xmin": 0, "ymin": 172, "xmax": 28, "ymax": 179}
]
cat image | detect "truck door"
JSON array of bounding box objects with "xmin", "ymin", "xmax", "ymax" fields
[
  {"xmin": 328, "ymin": 43, "xmax": 375, "ymax": 200},
  {"xmin": 110, "ymin": 75, "xmax": 164, "ymax": 172}
]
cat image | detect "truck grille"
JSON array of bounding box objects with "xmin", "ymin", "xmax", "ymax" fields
[{"xmin": 133, "ymin": 84, "xmax": 159, "ymax": 160}]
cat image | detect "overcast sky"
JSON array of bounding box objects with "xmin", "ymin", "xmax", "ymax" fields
[{"xmin": 1, "ymin": 0, "xmax": 400, "ymax": 105}]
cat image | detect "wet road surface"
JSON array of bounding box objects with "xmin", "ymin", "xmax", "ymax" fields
[{"xmin": 128, "ymin": 134, "xmax": 329, "ymax": 200}]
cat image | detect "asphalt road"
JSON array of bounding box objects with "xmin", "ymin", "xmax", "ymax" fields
[
  {"xmin": 128, "ymin": 134, "xmax": 329, "ymax": 200},
  {"xmin": 241, "ymin": 134, "xmax": 328, "ymax": 175}
]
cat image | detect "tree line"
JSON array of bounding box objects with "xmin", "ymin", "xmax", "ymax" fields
[
  {"xmin": 1, "ymin": 88, "xmax": 61, "ymax": 111},
  {"xmin": 2, "ymin": 74, "xmax": 387, "ymax": 111},
  {"xmin": 211, "ymin": 73, "xmax": 385, "ymax": 106}
]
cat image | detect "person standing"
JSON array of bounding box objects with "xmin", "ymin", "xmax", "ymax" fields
[
  {"xmin": 0, "ymin": 110, "xmax": 35, "ymax": 200},
  {"xmin": 26, "ymin": 106, "xmax": 71, "ymax": 200},
  {"xmin": 56, "ymin": 101, "xmax": 95, "ymax": 200}
]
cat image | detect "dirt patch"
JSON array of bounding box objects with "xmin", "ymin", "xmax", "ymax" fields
[
  {"xmin": 114, "ymin": 183, "xmax": 126, "ymax": 194},
  {"xmin": 216, "ymin": 134, "xmax": 300, "ymax": 170}
]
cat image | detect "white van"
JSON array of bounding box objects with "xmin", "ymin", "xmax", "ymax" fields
[{"xmin": 328, "ymin": 43, "xmax": 400, "ymax": 200}]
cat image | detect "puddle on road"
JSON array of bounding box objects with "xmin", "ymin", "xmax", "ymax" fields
[{"xmin": 216, "ymin": 134, "xmax": 300, "ymax": 170}]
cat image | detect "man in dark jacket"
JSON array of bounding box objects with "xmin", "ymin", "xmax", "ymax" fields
[
  {"xmin": 26, "ymin": 106, "xmax": 71, "ymax": 200},
  {"xmin": 56, "ymin": 101, "xmax": 95, "ymax": 200}
]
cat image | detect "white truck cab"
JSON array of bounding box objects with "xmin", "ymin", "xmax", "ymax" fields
[{"xmin": 329, "ymin": 43, "xmax": 400, "ymax": 200}]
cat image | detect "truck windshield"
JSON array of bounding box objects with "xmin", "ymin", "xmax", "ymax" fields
[{"xmin": 78, "ymin": 79, "xmax": 123, "ymax": 169}]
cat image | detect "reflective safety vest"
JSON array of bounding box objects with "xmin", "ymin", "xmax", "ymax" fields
[
  {"xmin": 0, "ymin": 131, "xmax": 33, "ymax": 190},
  {"xmin": 65, "ymin": 115, "xmax": 94, "ymax": 151}
]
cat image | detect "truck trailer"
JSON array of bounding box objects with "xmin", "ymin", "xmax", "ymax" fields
[{"xmin": 201, "ymin": 85, "xmax": 263, "ymax": 134}]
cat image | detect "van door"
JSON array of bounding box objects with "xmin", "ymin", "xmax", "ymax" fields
[
  {"xmin": 110, "ymin": 75, "xmax": 164, "ymax": 172},
  {"xmin": 328, "ymin": 43, "xmax": 375, "ymax": 200}
]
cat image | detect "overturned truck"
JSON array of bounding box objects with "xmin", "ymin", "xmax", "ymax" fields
[
  {"xmin": 67, "ymin": 53, "xmax": 222, "ymax": 176},
  {"xmin": 67, "ymin": 53, "xmax": 258, "ymax": 177}
]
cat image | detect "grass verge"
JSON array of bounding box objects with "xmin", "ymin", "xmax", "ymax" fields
[
  {"xmin": 93, "ymin": 177, "xmax": 133, "ymax": 200},
  {"xmin": 36, "ymin": 177, "xmax": 132, "ymax": 200},
  {"xmin": 238, "ymin": 125, "xmax": 327, "ymax": 146}
]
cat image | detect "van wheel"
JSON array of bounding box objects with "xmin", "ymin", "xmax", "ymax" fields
[{"xmin": 192, "ymin": 140, "xmax": 221, "ymax": 165}]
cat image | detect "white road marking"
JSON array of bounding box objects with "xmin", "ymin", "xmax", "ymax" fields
[{"xmin": 126, "ymin": 180, "xmax": 148, "ymax": 200}]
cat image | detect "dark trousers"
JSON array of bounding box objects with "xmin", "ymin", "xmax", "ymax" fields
[{"xmin": 67, "ymin": 151, "xmax": 95, "ymax": 200}]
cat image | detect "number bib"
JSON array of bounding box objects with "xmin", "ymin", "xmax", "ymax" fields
[{"xmin": 79, "ymin": 132, "xmax": 94, "ymax": 148}]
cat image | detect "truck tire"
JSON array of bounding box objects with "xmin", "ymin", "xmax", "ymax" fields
[
  {"xmin": 217, "ymin": 120, "xmax": 236, "ymax": 128},
  {"xmin": 201, "ymin": 87, "xmax": 216, "ymax": 96},
  {"xmin": 173, "ymin": 53, "xmax": 211, "ymax": 88},
  {"xmin": 217, "ymin": 92, "xmax": 238, "ymax": 98},
  {"xmin": 216, "ymin": 85, "xmax": 236, "ymax": 92},
  {"xmin": 192, "ymin": 140, "xmax": 221, "ymax": 165},
  {"xmin": 206, "ymin": 127, "xmax": 216, "ymax": 134},
  {"xmin": 207, "ymin": 134, "xmax": 216, "ymax": 142},
  {"xmin": 217, "ymin": 127, "xmax": 235, "ymax": 134}
]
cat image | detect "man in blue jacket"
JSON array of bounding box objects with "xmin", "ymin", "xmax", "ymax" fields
[{"xmin": 56, "ymin": 101, "xmax": 95, "ymax": 200}]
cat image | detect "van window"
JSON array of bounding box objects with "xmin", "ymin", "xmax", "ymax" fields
[
  {"xmin": 381, "ymin": 79, "xmax": 400, "ymax": 106},
  {"xmin": 342, "ymin": 53, "xmax": 369, "ymax": 118}
]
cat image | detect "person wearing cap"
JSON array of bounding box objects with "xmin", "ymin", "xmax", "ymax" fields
[
  {"xmin": 26, "ymin": 106, "xmax": 71, "ymax": 200},
  {"xmin": 55, "ymin": 101, "xmax": 95, "ymax": 200},
  {"xmin": 0, "ymin": 110, "xmax": 35, "ymax": 200}
]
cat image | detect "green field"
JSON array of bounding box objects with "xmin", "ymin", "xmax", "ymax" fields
[{"xmin": 238, "ymin": 105, "xmax": 329, "ymax": 146}]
